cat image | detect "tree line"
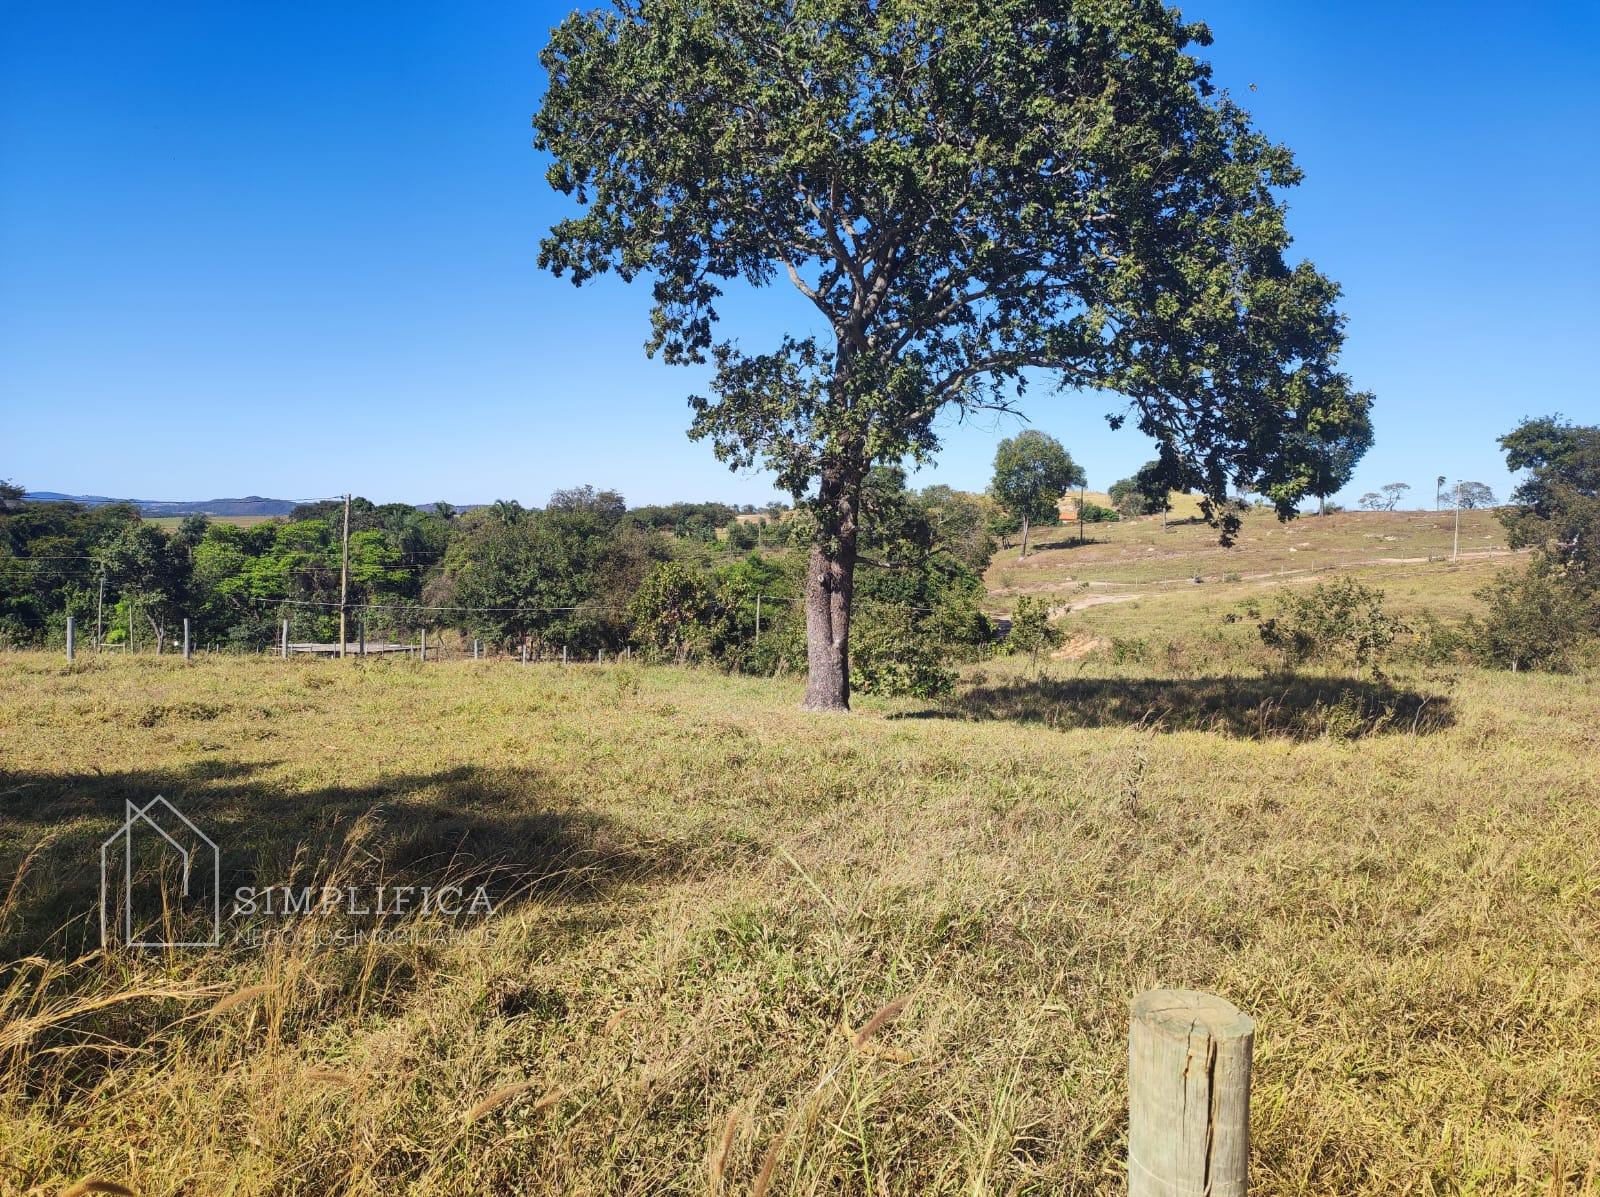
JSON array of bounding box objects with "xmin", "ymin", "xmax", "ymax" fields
[{"xmin": 0, "ymin": 472, "xmax": 1010, "ymax": 696}]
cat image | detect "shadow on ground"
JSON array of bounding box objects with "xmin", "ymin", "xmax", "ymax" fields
[
  {"xmin": 0, "ymin": 760, "xmax": 706, "ymax": 957},
  {"xmin": 896, "ymin": 673, "xmax": 1454, "ymax": 741}
]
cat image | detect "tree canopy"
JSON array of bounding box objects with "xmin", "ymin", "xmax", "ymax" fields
[
  {"xmin": 1499, "ymin": 416, "xmax": 1600, "ymax": 594},
  {"xmin": 534, "ymin": 0, "xmax": 1369, "ymax": 708},
  {"xmin": 989, "ymin": 430, "xmax": 1084, "ymax": 557}
]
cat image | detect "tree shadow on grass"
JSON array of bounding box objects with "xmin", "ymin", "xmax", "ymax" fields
[
  {"xmin": 0, "ymin": 759, "xmax": 709, "ymax": 959},
  {"xmin": 894, "ymin": 673, "xmax": 1454, "ymax": 741},
  {"xmin": 1019, "ymin": 531, "xmax": 1108, "ymax": 553}
]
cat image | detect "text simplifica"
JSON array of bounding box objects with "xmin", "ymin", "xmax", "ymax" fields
[{"xmin": 231, "ymin": 884, "xmax": 495, "ymax": 918}]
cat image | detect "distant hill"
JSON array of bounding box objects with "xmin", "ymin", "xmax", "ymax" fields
[{"xmin": 24, "ymin": 492, "xmax": 302, "ymax": 517}]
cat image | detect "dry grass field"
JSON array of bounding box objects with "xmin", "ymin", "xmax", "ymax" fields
[
  {"xmin": 142, "ymin": 515, "xmax": 280, "ymax": 531},
  {"xmin": 1, "ymin": 515, "xmax": 1597, "ymax": 1195}
]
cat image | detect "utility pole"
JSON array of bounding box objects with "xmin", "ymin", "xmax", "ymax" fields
[
  {"xmin": 95, "ymin": 567, "xmax": 105, "ymax": 650},
  {"xmin": 1452, "ymin": 480, "xmax": 1462, "ymax": 562},
  {"xmin": 338, "ymin": 493, "xmax": 351, "ymax": 658}
]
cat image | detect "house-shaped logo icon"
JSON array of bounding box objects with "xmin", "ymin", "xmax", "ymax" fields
[{"xmin": 99, "ymin": 796, "xmax": 220, "ymax": 949}]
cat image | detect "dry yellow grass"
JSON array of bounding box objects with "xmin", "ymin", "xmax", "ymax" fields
[{"xmin": 0, "ymin": 642, "xmax": 1597, "ymax": 1194}]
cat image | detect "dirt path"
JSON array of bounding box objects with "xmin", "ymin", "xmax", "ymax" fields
[
  {"xmin": 991, "ymin": 547, "xmax": 1525, "ymax": 603},
  {"xmin": 987, "ymin": 547, "xmax": 1530, "ymax": 618}
]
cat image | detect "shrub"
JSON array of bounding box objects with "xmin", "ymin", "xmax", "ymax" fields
[
  {"xmin": 1404, "ymin": 609, "xmax": 1471, "ymax": 667},
  {"xmin": 850, "ymin": 601, "xmax": 958, "ymax": 698},
  {"xmin": 628, "ymin": 561, "xmax": 722, "ymax": 664},
  {"xmin": 1467, "ymin": 566, "xmax": 1592, "ymax": 672},
  {"xmin": 1109, "ymin": 636, "xmax": 1150, "ymax": 665},
  {"xmin": 1078, "ymin": 503, "xmax": 1120, "ymax": 523},
  {"xmin": 1006, "ymin": 596, "xmax": 1063, "ymax": 666},
  {"xmin": 1257, "ymin": 576, "xmax": 1401, "ymax": 668}
]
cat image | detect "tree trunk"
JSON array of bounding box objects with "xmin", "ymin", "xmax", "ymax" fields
[
  {"xmin": 801, "ymin": 469, "xmax": 860, "ymax": 712},
  {"xmin": 1018, "ymin": 514, "xmax": 1031, "ymax": 560},
  {"xmin": 1318, "ymin": 494, "xmax": 1326, "ymax": 516}
]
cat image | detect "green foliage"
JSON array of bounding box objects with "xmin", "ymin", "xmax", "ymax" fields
[
  {"xmin": 1109, "ymin": 461, "xmax": 1174, "ymax": 518},
  {"xmin": 536, "ymin": 0, "xmax": 1364, "ymax": 515},
  {"xmin": 444, "ymin": 489, "xmax": 664, "ymax": 653},
  {"xmin": 629, "ymin": 560, "xmax": 722, "ymax": 664},
  {"xmin": 916, "ymin": 486, "xmax": 999, "ymax": 576},
  {"xmin": 1468, "ymin": 566, "xmax": 1592, "ymax": 672},
  {"xmin": 535, "ymin": 0, "xmax": 1370, "ymax": 703},
  {"xmin": 723, "ymin": 519, "xmax": 758, "ymax": 552},
  {"xmin": 101, "ymin": 522, "xmax": 191, "ymax": 647},
  {"xmin": 1006, "ymin": 596, "xmax": 1063, "ymax": 666},
  {"xmin": 1450, "ymin": 481, "xmax": 1496, "ymax": 510},
  {"xmin": 623, "ymin": 501, "xmax": 737, "ymax": 542},
  {"xmin": 1257, "ymin": 577, "xmax": 1402, "ymax": 668},
  {"xmin": 850, "ymin": 601, "xmax": 957, "ymax": 699},
  {"xmin": 989, "ymin": 431, "xmax": 1085, "ymax": 533},
  {"xmin": 1078, "ymin": 503, "xmax": 1119, "ymax": 523},
  {"xmin": 1498, "ymin": 416, "xmax": 1600, "ymax": 596},
  {"xmin": 1287, "ymin": 389, "xmax": 1374, "ymax": 506}
]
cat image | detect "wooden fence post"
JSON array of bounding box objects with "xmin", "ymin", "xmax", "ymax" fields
[
  {"xmin": 66, "ymin": 616, "xmax": 75, "ymax": 662},
  {"xmin": 281, "ymin": 619, "xmax": 289, "ymax": 659},
  {"xmin": 561, "ymin": 645, "xmax": 567, "ymax": 666},
  {"xmin": 420, "ymin": 628, "xmax": 427, "ymax": 663},
  {"xmin": 521, "ymin": 643, "xmax": 528, "ymax": 665},
  {"xmin": 359, "ymin": 621, "xmax": 366, "ymax": 657},
  {"xmin": 1128, "ymin": 989, "xmax": 1253, "ymax": 1197},
  {"xmin": 182, "ymin": 618, "xmax": 191, "ymax": 661}
]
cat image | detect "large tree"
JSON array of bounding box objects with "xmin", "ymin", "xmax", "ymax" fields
[
  {"xmin": 1498, "ymin": 416, "xmax": 1600, "ymax": 595},
  {"xmin": 1450, "ymin": 480, "xmax": 1496, "ymax": 510},
  {"xmin": 1294, "ymin": 387, "xmax": 1373, "ymax": 514},
  {"xmin": 989, "ymin": 430, "xmax": 1084, "ymax": 558},
  {"xmin": 535, "ymin": 0, "xmax": 1367, "ymax": 710}
]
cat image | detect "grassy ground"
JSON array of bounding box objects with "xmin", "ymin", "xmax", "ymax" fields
[
  {"xmin": 142, "ymin": 514, "xmax": 281, "ymax": 531},
  {"xmin": 2, "ymin": 646, "xmax": 1597, "ymax": 1195},
  {"xmin": 989, "ymin": 508, "xmax": 1513, "ymax": 595}
]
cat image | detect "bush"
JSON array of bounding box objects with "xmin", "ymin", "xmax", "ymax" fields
[
  {"xmin": 850, "ymin": 601, "xmax": 958, "ymax": 698},
  {"xmin": 1257, "ymin": 576, "xmax": 1401, "ymax": 668},
  {"xmin": 1078, "ymin": 503, "xmax": 1120, "ymax": 523},
  {"xmin": 1468, "ymin": 566, "xmax": 1592, "ymax": 672},
  {"xmin": 1006, "ymin": 596, "xmax": 1063, "ymax": 665},
  {"xmin": 1109, "ymin": 636, "xmax": 1150, "ymax": 665},
  {"xmin": 628, "ymin": 561, "xmax": 722, "ymax": 664},
  {"xmin": 1403, "ymin": 609, "xmax": 1471, "ymax": 667}
]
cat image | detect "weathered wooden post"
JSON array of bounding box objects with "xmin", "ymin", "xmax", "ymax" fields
[
  {"xmin": 1128, "ymin": 989, "xmax": 1253, "ymax": 1197},
  {"xmin": 359, "ymin": 620, "xmax": 366, "ymax": 657},
  {"xmin": 561, "ymin": 645, "xmax": 567, "ymax": 666},
  {"xmin": 66, "ymin": 616, "xmax": 75, "ymax": 662},
  {"xmin": 182, "ymin": 618, "xmax": 191, "ymax": 660},
  {"xmin": 420, "ymin": 628, "xmax": 428, "ymax": 663},
  {"xmin": 521, "ymin": 643, "xmax": 529, "ymax": 665},
  {"xmin": 280, "ymin": 619, "xmax": 289, "ymax": 659}
]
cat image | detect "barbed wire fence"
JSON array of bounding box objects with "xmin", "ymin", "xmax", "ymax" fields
[{"xmin": 1, "ymin": 552, "xmax": 952, "ymax": 664}]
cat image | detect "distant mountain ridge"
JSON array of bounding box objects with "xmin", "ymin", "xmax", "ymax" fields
[{"xmin": 25, "ymin": 492, "xmax": 302, "ymax": 517}]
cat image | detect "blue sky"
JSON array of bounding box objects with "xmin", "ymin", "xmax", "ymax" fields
[{"xmin": 3, "ymin": 1, "xmax": 1596, "ymax": 509}]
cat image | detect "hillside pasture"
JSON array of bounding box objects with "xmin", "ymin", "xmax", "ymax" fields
[{"xmin": 1, "ymin": 648, "xmax": 1596, "ymax": 1195}]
